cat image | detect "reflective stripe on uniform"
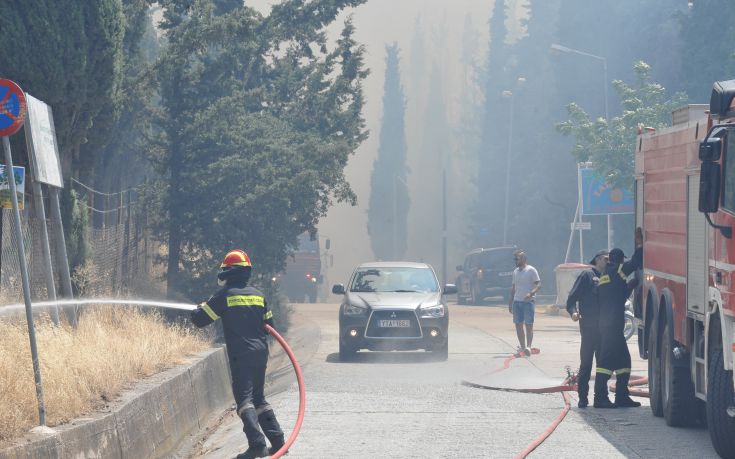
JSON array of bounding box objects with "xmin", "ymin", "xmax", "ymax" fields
[
  {"xmin": 264, "ymin": 310, "xmax": 273, "ymax": 320},
  {"xmin": 617, "ymin": 264, "xmax": 626, "ymax": 280},
  {"xmin": 227, "ymin": 295, "xmax": 265, "ymax": 307},
  {"xmin": 256, "ymin": 403, "xmax": 273, "ymax": 415},
  {"xmin": 598, "ymin": 275, "xmax": 610, "ymax": 286},
  {"xmin": 201, "ymin": 302, "xmax": 219, "ymax": 321},
  {"xmin": 596, "ymin": 367, "xmax": 613, "ymax": 375},
  {"xmin": 616, "ymin": 367, "xmax": 631, "ymax": 374}
]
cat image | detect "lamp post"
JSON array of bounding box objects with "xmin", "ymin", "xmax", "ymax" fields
[
  {"xmin": 550, "ymin": 43, "xmax": 613, "ymax": 251},
  {"xmin": 550, "ymin": 43, "xmax": 608, "ymax": 121},
  {"xmin": 501, "ymin": 77, "xmax": 526, "ymax": 247}
]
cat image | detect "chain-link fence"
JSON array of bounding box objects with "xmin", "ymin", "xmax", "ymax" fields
[{"xmin": 0, "ymin": 182, "xmax": 161, "ymax": 306}]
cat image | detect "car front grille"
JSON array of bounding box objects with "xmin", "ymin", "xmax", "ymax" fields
[{"xmin": 364, "ymin": 309, "xmax": 422, "ymax": 339}]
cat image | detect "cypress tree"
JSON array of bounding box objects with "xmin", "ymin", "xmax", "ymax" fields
[
  {"xmin": 679, "ymin": 0, "xmax": 735, "ymax": 101},
  {"xmin": 368, "ymin": 44, "xmax": 409, "ymax": 261},
  {"xmin": 474, "ymin": 0, "xmax": 511, "ymax": 248},
  {"xmin": 0, "ymin": 0, "xmax": 126, "ymax": 176}
]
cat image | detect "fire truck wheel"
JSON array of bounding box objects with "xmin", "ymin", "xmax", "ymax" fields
[
  {"xmin": 662, "ymin": 322, "xmax": 696, "ymax": 426},
  {"xmin": 648, "ymin": 318, "xmax": 664, "ymax": 417},
  {"xmin": 707, "ymin": 347, "xmax": 735, "ymax": 458}
]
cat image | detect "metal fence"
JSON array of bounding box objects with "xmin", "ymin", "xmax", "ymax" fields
[{"xmin": 0, "ymin": 182, "xmax": 161, "ymax": 306}]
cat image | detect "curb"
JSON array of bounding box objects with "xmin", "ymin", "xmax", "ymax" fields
[{"xmin": 0, "ymin": 347, "xmax": 233, "ymax": 459}]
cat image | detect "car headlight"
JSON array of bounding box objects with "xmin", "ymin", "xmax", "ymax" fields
[
  {"xmin": 343, "ymin": 303, "xmax": 368, "ymax": 316},
  {"xmin": 419, "ymin": 303, "xmax": 445, "ymax": 318}
]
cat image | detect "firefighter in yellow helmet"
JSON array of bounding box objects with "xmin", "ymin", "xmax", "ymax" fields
[{"xmin": 191, "ymin": 250, "xmax": 284, "ymax": 459}]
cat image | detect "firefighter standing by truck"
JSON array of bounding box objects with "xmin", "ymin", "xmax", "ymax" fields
[
  {"xmin": 594, "ymin": 229, "xmax": 643, "ymax": 408},
  {"xmin": 191, "ymin": 250, "xmax": 285, "ymax": 459},
  {"xmin": 566, "ymin": 249, "xmax": 608, "ymax": 408}
]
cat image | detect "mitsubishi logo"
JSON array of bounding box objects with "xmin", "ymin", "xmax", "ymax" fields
[{"xmin": 390, "ymin": 312, "xmax": 397, "ymax": 318}]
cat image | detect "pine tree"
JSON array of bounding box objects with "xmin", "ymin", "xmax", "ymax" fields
[
  {"xmin": 154, "ymin": 0, "xmax": 368, "ymax": 297},
  {"xmin": 368, "ymin": 44, "xmax": 409, "ymax": 261}
]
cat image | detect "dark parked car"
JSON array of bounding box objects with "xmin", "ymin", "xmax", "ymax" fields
[
  {"xmin": 455, "ymin": 246, "xmax": 516, "ymax": 305},
  {"xmin": 332, "ymin": 262, "xmax": 457, "ymax": 361}
]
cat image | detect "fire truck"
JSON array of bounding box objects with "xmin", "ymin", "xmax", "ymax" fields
[
  {"xmin": 636, "ymin": 80, "xmax": 735, "ymax": 457},
  {"xmin": 279, "ymin": 232, "xmax": 323, "ymax": 303}
]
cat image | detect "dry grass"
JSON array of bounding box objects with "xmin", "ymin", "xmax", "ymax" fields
[{"xmin": 0, "ymin": 307, "xmax": 209, "ymax": 444}]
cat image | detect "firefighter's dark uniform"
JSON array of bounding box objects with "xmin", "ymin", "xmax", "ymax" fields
[
  {"xmin": 595, "ymin": 247, "xmax": 642, "ymax": 406},
  {"xmin": 191, "ymin": 278, "xmax": 284, "ymax": 455},
  {"xmin": 566, "ymin": 267, "xmax": 602, "ymax": 402}
]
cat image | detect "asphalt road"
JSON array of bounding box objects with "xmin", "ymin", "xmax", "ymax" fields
[{"xmin": 185, "ymin": 303, "xmax": 719, "ymax": 459}]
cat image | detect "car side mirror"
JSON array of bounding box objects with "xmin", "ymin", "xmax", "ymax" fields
[
  {"xmin": 332, "ymin": 283, "xmax": 345, "ymax": 295},
  {"xmin": 699, "ymin": 160, "xmax": 721, "ymax": 213},
  {"xmin": 456, "ymin": 265, "xmax": 463, "ymax": 272},
  {"xmin": 443, "ymin": 284, "xmax": 458, "ymax": 295}
]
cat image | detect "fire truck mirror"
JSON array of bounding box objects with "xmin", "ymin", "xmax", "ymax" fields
[
  {"xmin": 325, "ymin": 239, "xmax": 331, "ymax": 250},
  {"xmin": 699, "ymin": 137, "xmax": 723, "ymax": 162},
  {"xmin": 699, "ymin": 160, "xmax": 721, "ymax": 213}
]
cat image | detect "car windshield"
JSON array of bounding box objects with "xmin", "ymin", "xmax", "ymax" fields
[{"xmin": 350, "ymin": 267, "xmax": 439, "ymax": 293}]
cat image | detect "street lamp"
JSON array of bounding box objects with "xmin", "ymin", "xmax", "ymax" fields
[
  {"xmin": 550, "ymin": 43, "xmax": 613, "ymax": 252},
  {"xmin": 550, "ymin": 43, "xmax": 608, "ymax": 121},
  {"xmin": 501, "ymin": 77, "xmax": 526, "ymax": 247}
]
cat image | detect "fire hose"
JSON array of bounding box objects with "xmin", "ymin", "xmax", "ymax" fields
[
  {"xmin": 462, "ymin": 349, "xmax": 649, "ymax": 458},
  {"xmin": 265, "ymin": 324, "xmax": 306, "ymax": 459}
]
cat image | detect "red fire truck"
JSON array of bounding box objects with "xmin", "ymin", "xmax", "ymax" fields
[
  {"xmin": 636, "ymin": 80, "xmax": 735, "ymax": 457},
  {"xmin": 279, "ymin": 232, "xmax": 323, "ymax": 303}
]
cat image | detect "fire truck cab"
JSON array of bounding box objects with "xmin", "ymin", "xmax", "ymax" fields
[{"xmin": 636, "ymin": 80, "xmax": 735, "ymax": 457}]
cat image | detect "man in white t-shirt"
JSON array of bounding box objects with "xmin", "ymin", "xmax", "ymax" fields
[{"xmin": 508, "ymin": 250, "xmax": 541, "ymax": 356}]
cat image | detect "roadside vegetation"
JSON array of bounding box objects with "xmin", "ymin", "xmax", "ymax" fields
[{"xmin": 0, "ymin": 307, "xmax": 208, "ymax": 445}]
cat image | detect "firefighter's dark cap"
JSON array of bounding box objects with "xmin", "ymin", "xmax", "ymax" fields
[
  {"xmin": 589, "ymin": 250, "xmax": 609, "ymax": 265},
  {"xmin": 609, "ymin": 248, "xmax": 626, "ymax": 264}
]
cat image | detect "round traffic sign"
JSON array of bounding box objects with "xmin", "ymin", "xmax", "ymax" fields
[{"xmin": 0, "ymin": 79, "xmax": 26, "ymax": 137}]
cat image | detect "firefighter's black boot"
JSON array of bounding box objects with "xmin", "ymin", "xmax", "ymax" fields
[
  {"xmin": 236, "ymin": 447, "xmax": 269, "ymax": 459},
  {"xmin": 614, "ymin": 372, "xmax": 641, "ymax": 408},
  {"xmin": 577, "ymin": 375, "xmax": 589, "ymax": 408},
  {"xmin": 237, "ymin": 407, "xmax": 268, "ymax": 458},
  {"xmin": 258, "ymin": 407, "xmax": 286, "ymax": 455},
  {"xmin": 593, "ymin": 373, "xmax": 615, "ymax": 408}
]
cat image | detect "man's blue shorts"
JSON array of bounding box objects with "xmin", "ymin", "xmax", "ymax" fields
[{"xmin": 512, "ymin": 300, "xmax": 535, "ymax": 325}]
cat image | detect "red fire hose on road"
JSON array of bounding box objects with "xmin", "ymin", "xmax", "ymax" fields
[
  {"xmin": 462, "ymin": 349, "xmax": 649, "ymax": 458},
  {"xmin": 265, "ymin": 324, "xmax": 306, "ymax": 459}
]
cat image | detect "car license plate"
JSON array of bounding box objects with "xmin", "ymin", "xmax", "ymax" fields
[
  {"xmin": 499, "ymin": 271, "xmax": 513, "ymax": 277},
  {"xmin": 378, "ymin": 319, "xmax": 411, "ymax": 328}
]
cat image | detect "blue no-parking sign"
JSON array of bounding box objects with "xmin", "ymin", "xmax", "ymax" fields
[{"xmin": 0, "ymin": 79, "xmax": 26, "ymax": 137}]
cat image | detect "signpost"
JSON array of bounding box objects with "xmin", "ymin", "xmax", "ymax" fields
[
  {"xmin": 0, "ymin": 78, "xmax": 48, "ymax": 427},
  {"xmin": 566, "ymin": 164, "xmax": 635, "ymax": 263},
  {"xmin": 27, "ymin": 94, "xmax": 73, "ymax": 331},
  {"xmin": 25, "ymin": 93, "xmax": 73, "ymax": 322},
  {"xmin": 580, "ymin": 166, "xmax": 634, "ymax": 250},
  {"xmin": 0, "ymin": 165, "xmax": 25, "ymax": 209}
]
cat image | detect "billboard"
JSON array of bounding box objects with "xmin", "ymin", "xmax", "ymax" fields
[
  {"xmin": 580, "ymin": 167, "xmax": 633, "ymax": 215},
  {"xmin": 0, "ymin": 165, "xmax": 25, "ymax": 210},
  {"xmin": 25, "ymin": 93, "xmax": 63, "ymax": 188}
]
